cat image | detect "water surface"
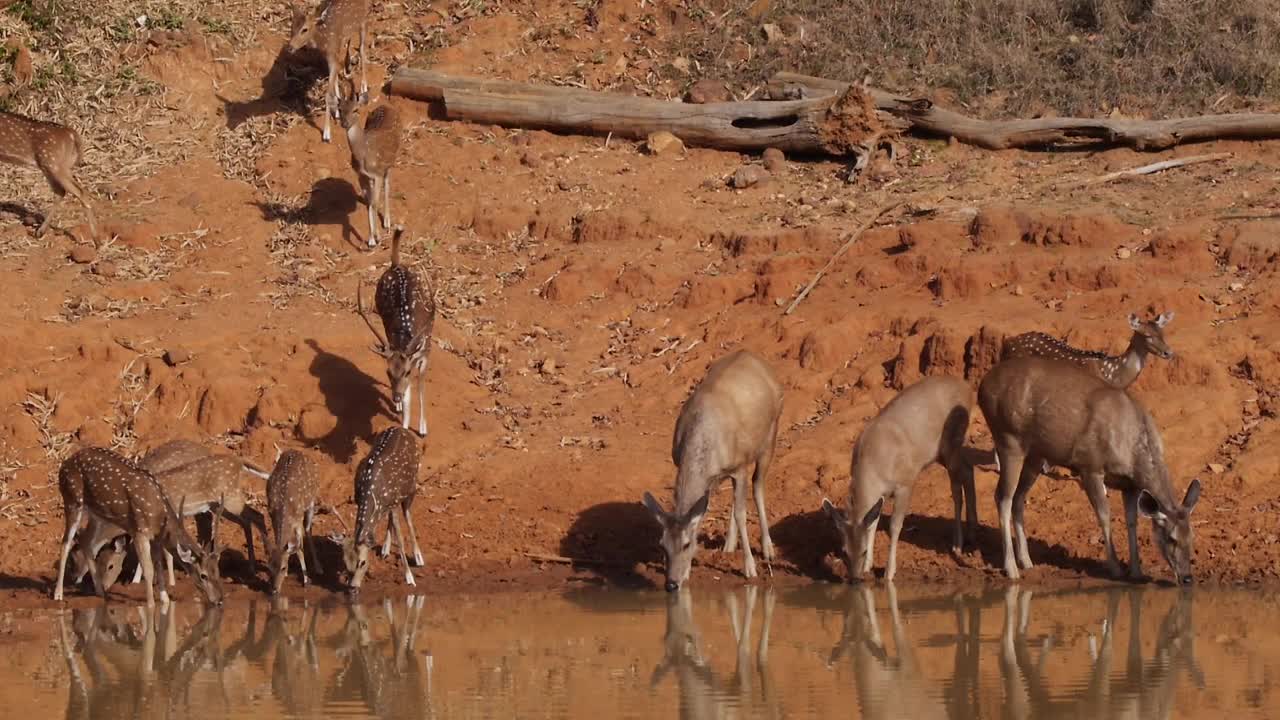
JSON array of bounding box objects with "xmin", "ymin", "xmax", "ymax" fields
[{"xmin": 1, "ymin": 584, "xmax": 1276, "ymax": 718}]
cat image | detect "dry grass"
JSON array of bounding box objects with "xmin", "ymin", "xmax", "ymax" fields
[{"xmin": 676, "ymin": 0, "xmax": 1280, "ymax": 117}]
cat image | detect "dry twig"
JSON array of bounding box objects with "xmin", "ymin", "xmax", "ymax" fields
[{"xmin": 783, "ymin": 201, "xmax": 901, "ymax": 316}]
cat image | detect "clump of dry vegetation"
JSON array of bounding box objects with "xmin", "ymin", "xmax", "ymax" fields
[{"xmin": 676, "ymin": 0, "xmax": 1280, "ymax": 117}]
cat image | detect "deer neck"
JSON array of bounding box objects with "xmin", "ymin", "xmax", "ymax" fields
[
  {"xmin": 1112, "ymin": 333, "xmax": 1149, "ymax": 386},
  {"xmin": 346, "ymin": 119, "xmax": 368, "ymax": 166},
  {"xmin": 673, "ymin": 435, "xmax": 722, "ymax": 516}
]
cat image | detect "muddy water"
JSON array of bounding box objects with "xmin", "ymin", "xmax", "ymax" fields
[{"xmin": 0, "ymin": 585, "xmax": 1276, "ymax": 719}]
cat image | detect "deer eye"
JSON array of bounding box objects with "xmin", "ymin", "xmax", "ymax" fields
[{"xmin": 682, "ymin": 541, "xmax": 692, "ymax": 551}]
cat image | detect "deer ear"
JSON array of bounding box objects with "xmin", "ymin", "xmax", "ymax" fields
[
  {"xmin": 1182, "ymin": 478, "xmax": 1201, "ymax": 512},
  {"xmin": 1155, "ymin": 311, "xmax": 1174, "ymax": 328},
  {"xmin": 641, "ymin": 492, "xmax": 669, "ymax": 524},
  {"xmin": 821, "ymin": 498, "xmax": 849, "ymax": 528},
  {"xmin": 683, "ymin": 492, "xmax": 710, "ymax": 524},
  {"xmin": 860, "ymin": 498, "xmax": 885, "ymax": 529},
  {"xmin": 1128, "ymin": 313, "xmax": 1142, "ymax": 330},
  {"xmin": 176, "ymin": 544, "xmax": 196, "ymax": 564},
  {"xmin": 1137, "ymin": 490, "xmax": 1166, "ymax": 522}
]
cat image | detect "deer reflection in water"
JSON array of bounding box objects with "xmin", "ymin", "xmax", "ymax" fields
[
  {"xmin": 826, "ymin": 584, "xmax": 1202, "ymax": 720},
  {"xmin": 326, "ymin": 596, "xmax": 434, "ymax": 720}
]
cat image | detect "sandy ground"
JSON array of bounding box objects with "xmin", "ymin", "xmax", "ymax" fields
[{"xmin": 1, "ymin": 1, "xmax": 1279, "ymax": 609}]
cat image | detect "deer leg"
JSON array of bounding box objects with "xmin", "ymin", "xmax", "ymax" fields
[
  {"xmin": 164, "ymin": 549, "xmax": 175, "ymax": 587},
  {"xmin": 50, "ymin": 168, "xmax": 98, "ymax": 240},
  {"xmin": 304, "ymin": 505, "xmax": 324, "ymax": 577},
  {"xmin": 323, "ymin": 68, "xmax": 334, "ymax": 143},
  {"xmin": 1082, "ymin": 472, "xmax": 1123, "ymax": 577},
  {"xmin": 416, "ymin": 356, "xmax": 428, "ymax": 437},
  {"xmin": 366, "ymin": 174, "xmax": 380, "ymax": 248},
  {"xmin": 947, "ymin": 454, "xmax": 978, "ymax": 552},
  {"xmin": 994, "ymin": 442, "xmax": 1026, "ymax": 580},
  {"xmin": 360, "ymin": 24, "xmax": 369, "ymax": 94},
  {"xmin": 55, "ymin": 506, "xmax": 84, "ymax": 601},
  {"xmin": 400, "ymin": 498, "xmax": 425, "ymax": 567},
  {"xmin": 752, "ymin": 431, "xmax": 777, "ymax": 562},
  {"xmin": 388, "ymin": 507, "xmax": 416, "ymax": 586},
  {"xmin": 1012, "ymin": 454, "xmax": 1042, "ymax": 571},
  {"xmin": 861, "ymin": 508, "xmax": 877, "ymax": 575},
  {"xmin": 136, "ymin": 535, "xmax": 158, "ymax": 609},
  {"xmin": 382, "ymin": 171, "xmax": 392, "ymax": 230},
  {"xmin": 400, "ymin": 375, "xmax": 413, "ymax": 430},
  {"xmin": 1122, "ymin": 488, "xmax": 1143, "ymax": 580},
  {"xmin": 380, "ymin": 511, "xmax": 395, "ymax": 558},
  {"xmin": 732, "ymin": 470, "xmax": 757, "ymax": 579},
  {"xmin": 885, "ymin": 487, "xmax": 912, "ymax": 583},
  {"xmin": 723, "ymin": 480, "xmax": 739, "ymax": 554},
  {"xmin": 294, "ymin": 524, "xmax": 310, "ymax": 586}
]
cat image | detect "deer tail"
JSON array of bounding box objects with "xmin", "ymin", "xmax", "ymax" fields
[{"xmin": 390, "ymin": 224, "xmax": 404, "ymax": 267}]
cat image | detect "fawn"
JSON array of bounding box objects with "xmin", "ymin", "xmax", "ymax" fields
[
  {"xmin": 338, "ymin": 77, "xmax": 403, "ymax": 247},
  {"xmin": 288, "ymin": 0, "xmax": 370, "ymax": 142},
  {"xmin": 978, "ymin": 356, "xmax": 1201, "ymax": 582},
  {"xmin": 0, "ymin": 110, "xmax": 98, "ymax": 239},
  {"xmin": 642, "ymin": 349, "xmax": 784, "ymax": 591},
  {"xmin": 345, "ymin": 426, "xmax": 425, "ymax": 595},
  {"xmin": 267, "ymin": 449, "xmax": 344, "ymax": 594},
  {"xmin": 358, "ymin": 225, "xmax": 437, "ymax": 437},
  {"xmin": 54, "ymin": 447, "xmax": 223, "ymax": 607},
  {"xmin": 1001, "ymin": 311, "xmax": 1174, "ymax": 388},
  {"xmin": 822, "ymin": 375, "xmax": 976, "ymax": 582}
]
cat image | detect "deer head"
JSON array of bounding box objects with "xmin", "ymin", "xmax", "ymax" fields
[
  {"xmin": 268, "ymin": 538, "xmax": 296, "ymax": 596},
  {"xmin": 1138, "ymin": 479, "xmax": 1201, "ymax": 585},
  {"xmin": 337, "ymin": 79, "xmax": 369, "ymax": 130},
  {"xmin": 642, "ymin": 491, "xmax": 709, "ymax": 592},
  {"xmin": 1129, "ymin": 311, "xmax": 1174, "ymax": 360},
  {"xmin": 168, "ymin": 494, "xmax": 224, "ymax": 605},
  {"xmin": 287, "ymin": 3, "xmax": 320, "ymax": 51},
  {"xmin": 822, "ymin": 497, "xmax": 884, "ymax": 582},
  {"xmin": 356, "ymin": 281, "xmax": 430, "ymax": 414}
]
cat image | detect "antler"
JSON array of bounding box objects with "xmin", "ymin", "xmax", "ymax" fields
[{"xmin": 356, "ymin": 279, "xmax": 389, "ymax": 354}]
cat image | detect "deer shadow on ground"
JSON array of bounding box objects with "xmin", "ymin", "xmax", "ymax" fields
[
  {"xmin": 0, "ymin": 201, "xmax": 44, "ymax": 233},
  {"xmin": 253, "ymin": 177, "xmax": 360, "ymax": 248},
  {"xmin": 305, "ymin": 339, "xmax": 387, "ymax": 464},
  {"xmin": 560, "ymin": 501, "xmax": 662, "ymax": 589},
  {"xmin": 0, "ymin": 572, "xmax": 47, "ymax": 592},
  {"xmin": 219, "ymin": 45, "xmax": 326, "ymax": 131},
  {"xmin": 771, "ymin": 509, "xmax": 844, "ymax": 582}
]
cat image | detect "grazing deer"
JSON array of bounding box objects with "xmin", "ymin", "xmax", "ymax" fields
[
  {"xmin": 978, "ymin": 356, "xmax": 1201, "ymax": 582},
  {"xmin": 344, "ymin": 426, "xmax": 425, "ymax": 594},
  {"xmin": 338, "ymin": 78, "xmax": 403, "ymax": 247},
  {"xmin": 54, "ymin": 447, "xmax": 223, "ymax": 607},
  {"xmin": 287, "ymin": 0, "xmax": 370, "ymax": 142},
  {"xmin": 642, "ymin": 349, "xmax": 783, "ymax": 591},
  {"xmin": 267, "ymin": 449, "xmax": 345, "ymax": 593},
  {"xmin": 0, "ymin": 110, "xmax": 98, "ymax": 239},
  {"xmin": 139, "ymin": 438, "xmax": 213, "ymax": 475},
  {"xmin": 358, "ymin": 225, "xmax": 437, "ymax": 437},
  {"xmin": 821, "ymin": 375, "xmax": 976, "ymax": 582},
  {"xmin": 1001, "ymin": 312, "xmax": 1174, "ymax": 389}
]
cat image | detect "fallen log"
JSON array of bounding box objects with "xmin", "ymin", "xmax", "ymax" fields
[
  {"xmin": 772, "ymin": 71, "xmax": 1280, "ymax": 151},
  {"xmin": 388, "ymin": 68, "xmax": 891, "ymax": 156}
]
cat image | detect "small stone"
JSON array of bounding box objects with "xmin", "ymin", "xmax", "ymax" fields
[
  {"xmin": 671, "ymin": 56, "xmax": 691, "ymax": 74},
  {"xmin": 520, "ymin": 151, "xmax": 542, "ymax": 168},
  {"xmin": 1013, "ymin": 285, "xmax": 1025, "ymax": 296},
  {"xmin": 730, "ymin": 165, "xmax": 770, "ymax": 189},
  {"xmin": 540, "ymin": 357, "xmax": 557, "ymax": 375},
  {"xmin": 761, "ymin": 23, "xmax": 784, "ymax": 43},
  {"xmin": 557, "ymin": 179, "xmax": 573, "ymax": 191},
  {"xmin": 92, "ymin": 260, "xmax": 118, "ymax": 277},
  {"xmin": 762, "ymin": 147, "xmax": 786, "ymax": 172},
  {"xmin": 646, "ymin": 131, "xmax": 685, "ymax": 157},
  {"xmin": 1208, "ymin": 462, "xmax": 1226, "ymax": 474},
  {"xmin": 163, "ymin": 348, "xmax": 192, "ymax": 366},
  {"xmin": 69, "ymin": 245, "xmax": 97, "ymax": 264},
  {"xmin": 685, "ymin": 79, "xmax": 731, "ymax": 104},
  {"xmin": 1116, "ymin": 247, "xmax": 1132, "ymax": 259}
]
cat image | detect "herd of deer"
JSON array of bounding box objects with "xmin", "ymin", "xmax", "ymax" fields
[{"xmin": 1, "ymin": 0, "xmax": 1202, "ymax": 608}]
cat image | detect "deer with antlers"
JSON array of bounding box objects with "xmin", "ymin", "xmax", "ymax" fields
[{"xmin": 358, "ymin": 225, "xmax": 437, "ymax": 437}]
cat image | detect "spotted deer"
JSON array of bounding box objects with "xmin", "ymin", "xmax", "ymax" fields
[
  {"xmin": 287, "ymin": 0, "xmax": 370, "ymax": 142},
  {"xmin": 978, "ymin": 356, "xmax": 1201, "ymax": 582},
  {"xmin": 821, "ymin": 375, "xmax": 976, "ymax": 582},
  {"xmin": 1001, "ymin": 312, "xmax": 1174, "ymax": 388},
  {"xmin": 267, "ymin": 449, "xmax": 346, "ymax": 593},
  {"xmin": 338, "ymin": 78, "xmax": 403, "ymax": 247},
  {"xmin": 642, "ymin": 349, "xmax": 783, "ymax": 591},
  {"xmin": 344, "ymin": 426, "xmax": 425, "ymax": 595},
  {"xmin": 358, "ymin": 225, "xmax": 437, "ymax": 437},
  {"xmin": 0, "ymin": 110, "xmax": 98, "ymax": 239},
  {"xmin": 54, "ymin": 447, "xmax": 223, "ymax": 607}
]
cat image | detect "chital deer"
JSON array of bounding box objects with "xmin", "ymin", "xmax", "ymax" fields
[
  {"xmin": 54, "ymin": 447, "xmax": 223, "ymax": 607},
  {"xmin": 139, "ymin": 438, "xmax": 213, "ymax": 474},
  {"xmin": 978, "ymin": 356, "xmax": 1201, "ymax": 582},
  {"xmin": 1001, "ymin": 312, "xmax": 1174, "ymax": 389},
  {"xmin": 642, "ymin": 349, "xmax": 783, "ymax": 591},
  {"xmin": 267, "ymin": 449, "xmax": 347, "ymax": 593},
  {"xmin": 288, "ymin": 0, "xmax": 370, "ymax": 143},
  {"xmin": 821, "ymin": 375, "xmax": 976, "ymax": 582},
  {"xmin": 358, "ymin": 225, "xmax": 437, "ymax": 437},
  {"xmin": 338, "ymin": 78, "xmax": 403, "ymax": 247},
  {"xmin": 344, "ymin": 426, "xmax": 425, "ymax": 594},
  {"xmin": 0, "ymin": 110, "xmax": 98, "ymax": 239}
]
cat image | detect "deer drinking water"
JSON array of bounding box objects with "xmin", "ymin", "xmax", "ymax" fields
[
  {"xmin": 267, "ymin": 449, "xmax": 342, "ymax": 594},
  {"xmin": 358, "ymin": 225, "xmax": 437, "ymax": 437},
  {"xmin": 345, "ymin": 426, "xmax": 426, "ymax": 595},
  {"xmin": 821, "ymin": 375, "xmax": 976, "ymax": 582},
  {"xmin": 54, "ymin": 447, "xmax": 223, "ymax": 607},
  {"xmin": 0, "ymin": 110, "xmax": 98, "ymax": 239},
  {"xmin": 978, "ymin": 356, "xmax": 1201, "ymax": 582},
  {"xmin": 1001, "ymin": 311, "xmax": 1174, "ymax": 388},
  {"xmin": 641, "ymin": 349, "xmax": 783, "ymax": 591},
  {"xmin": 287, "ymin": 0, "xmax": 370, "ymax": 143}
]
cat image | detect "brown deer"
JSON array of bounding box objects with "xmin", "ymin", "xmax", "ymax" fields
[
  {"xmin": 358, "ymin": 225, "xmax": 437, "ymax": 437},
  {"xmin": 821, "ymin": 375, "xmax": 976, "ymax": 582},
  {"xmin": 54, "ymin": 447, "xmax": 223, "ymax": 607},
  {"xmin": 978, "ymin": 356, "xmax": 1201, "ymax": 582},
  {"xmin": 139, "ymin": 438, "xmax": 213, "ymax": 474},
  {"xmin": 267, "ymin": 449, "xmax": 346, "ymax": 593},
  {"xmin": 287, "ymin": 0, "xmax": 370, "ymax": 143},
  {"xmin": 1001, "ymin": 312, "xmax": 1174, "ymax": 389},
  {"xmin": 344, "ymin": 426, "xmax": 425, "ymax": 595},
  {"xmin": 338, "ymin": 78, "xmax": 403, "ymax": 247},
  {"xmin": 0, "ymin": 110, "xmax": 98, "ymax": 239},
  {"xmin": 642, "ymin": 349, "xmax": 783, "ymax": 591}
]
